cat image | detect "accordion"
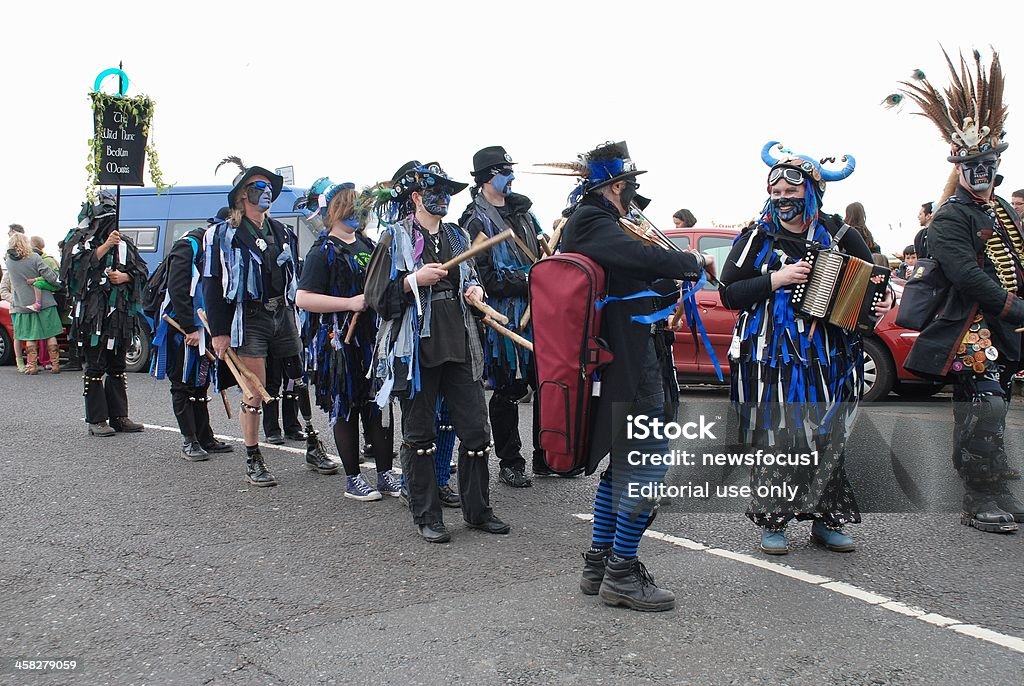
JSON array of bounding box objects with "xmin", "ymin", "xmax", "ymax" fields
[{"xmin": 791, "ymin": 248, "xmax": 890, "ymax": 333}]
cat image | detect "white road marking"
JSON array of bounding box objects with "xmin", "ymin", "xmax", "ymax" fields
[
  {"xmin": 572, "ymin": 513, "xmax": 1024, "ymax": 656},
  {"xmin": 141, "ymin": 423, "xmax": 404, "ymax": 473}
]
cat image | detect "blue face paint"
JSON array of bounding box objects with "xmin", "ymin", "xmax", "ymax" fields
[
  {"xmin": 422, "ymin": 189, "xmax": 451, "ymax": 217},
  {"xmin": 257, "ymin": 189, "xmax": 273, "ymax": 210},
  {"xmin": 342, "ymin": 216, "xmax": 360, "ymax": 229},
  {"xmin": 490, "ymin": 171, "xmax": 514, "ymax": 196},
  {"xmin": 771, "ymin": 197, "xmax": 805, "ymax": 222},
  {"xmin": 246, "ymin": 183, "xmax": 273, "ymax": 210}
]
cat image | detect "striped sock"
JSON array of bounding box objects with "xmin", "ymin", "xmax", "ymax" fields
[{"xmin": 590, "ymin": 471, "xmax": 617, "ymax": 550}]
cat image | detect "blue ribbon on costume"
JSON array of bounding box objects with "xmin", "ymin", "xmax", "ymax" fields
[
  {"xmin": 676, "ymin": 274, "xmax": 723, "ymax": 382},
  {"xmin": 595, "ymin": 275, "xmax": 722, "ymax": 381}
]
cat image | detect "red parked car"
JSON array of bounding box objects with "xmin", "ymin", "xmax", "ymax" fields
[
  {"xmin": 0, "ymin": 301, "xmax": 13, "ymax": 366},
  {"xmin": 664, "ymin": 227, "xmax": 944, "ymax": 402},
  {"xmin": 0, "ymin": 300, "xmax": 70, "ymax": 368}
]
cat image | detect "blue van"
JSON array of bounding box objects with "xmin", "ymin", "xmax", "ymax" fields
[{"xmin": 116, "ymin": 184, "xmax": 317, "ymax": 371}]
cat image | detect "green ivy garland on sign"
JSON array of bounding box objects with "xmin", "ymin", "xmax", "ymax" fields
[{"xmin": 85, "ymin": 89, "xmax": 171, "ymax": 201}]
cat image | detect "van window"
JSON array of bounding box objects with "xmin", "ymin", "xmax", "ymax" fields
[
  {"xmin": 119, "ymin": 227, "xmax": 159, "ymax": 252},
  {"xmin": 166, "ymin": 220, "xmax": 209, "ymax": 255},
  {"xmin": 279, "ymin": 216, "xmax": 323, "ymax": 260},
  {"xmin": 698, "ymin": 235, "xmax": 735, "ymax": 291}
]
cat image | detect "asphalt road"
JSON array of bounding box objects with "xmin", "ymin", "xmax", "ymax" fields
[{"xmin": 2, "ymin": 370, "xmax": 1023, "ymax": 685}]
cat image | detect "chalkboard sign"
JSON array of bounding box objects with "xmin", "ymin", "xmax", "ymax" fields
[{"xmin": 94, "ymin": 100, "xmax": 148, "ymax": 186}]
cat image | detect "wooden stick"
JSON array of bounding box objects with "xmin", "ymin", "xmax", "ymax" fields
[
  {"xmin": 343, "ymin": 312, "xmax": 361, "ymax": 344},
  {"xmin": 440, "ymin": 229, "xmax": 514, "ymax": 271},
  {"xmin": 196, "ymin": 309, "xmax": 272, "ymax": 403},
  {"xmin": 163, "ymin": 315, "xmax": 216, "ymax": 362},
  {"xmin": 546, "ymin": 218, "xmax": 566, "ymax": 255},
  {"xmin": 467, "ymin": 296, "xmax": 510, "ymax": 325},
  {"xmin": 482, "ymin": 316, "xmax": 534, "ymax": 352},
  {"xmin": 163, "ymin": 314, "xmax": 231, "ymax": 418},
  {"xmin": 519, "ymin": 305, "xmax": 531, "ymax": 330}
]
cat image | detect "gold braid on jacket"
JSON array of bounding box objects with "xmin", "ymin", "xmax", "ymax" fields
[{"xmin": 987, "ymin": 201, "xmax": 1024, "ymax": 292}]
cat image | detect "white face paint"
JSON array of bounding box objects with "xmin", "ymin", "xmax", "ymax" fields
[{"xmin": 959, "ymin": 154, "xmax": 1000, "ymax": 193}]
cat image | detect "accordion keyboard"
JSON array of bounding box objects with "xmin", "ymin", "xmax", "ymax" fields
[{"xmin": 793, "ymin": 250, "xmax": 844, "ymax": 318}]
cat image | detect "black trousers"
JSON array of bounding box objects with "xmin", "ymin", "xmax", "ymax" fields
[
  {"xmin": 400, "ymin": 361, "xmax": 492, "ymax": 526},
  {"xmin": 167, "ymin": 340, "xmax": 215, "ymax": 444},
  {"xmin": 951, "ymin": 362, "xmax": 1019, "ymax": 491},
  {"xmin": 263, "ymin": 356, "xmax": 301, "ymax": 436},
  {"xmin": 83, "ymin": 343, "xmax": 128, "ymax": 424},
  {"xmin": 489, "ymin": 362, "xmax": 540, "ymax": 471}
]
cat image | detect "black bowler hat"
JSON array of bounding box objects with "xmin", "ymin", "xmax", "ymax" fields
[{"xmin": 472, "ymin": 145, "xmax": 516, "ymax": 175}]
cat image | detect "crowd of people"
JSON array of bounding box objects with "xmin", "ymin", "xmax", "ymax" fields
[{"xmin": 5, "ymin": 49, "xmax": 1024, "ymax": 615}]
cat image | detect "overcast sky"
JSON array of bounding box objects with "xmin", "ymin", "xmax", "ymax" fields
[{"xmin": 3, "ymin": 1, "xmax": 1022, "ymax": 257}]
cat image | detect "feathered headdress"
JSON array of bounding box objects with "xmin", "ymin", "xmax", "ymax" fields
[
  {"xmin": 886, "ymin": 47, "xmax": 1008, "ymax": 163},
  {"xmin": 215, "ymin": 155, "xmax": 248, "ymax": 186},
  {"xmin": 533, "ymin": 141, "xmax": 647, "ymax": 206}
]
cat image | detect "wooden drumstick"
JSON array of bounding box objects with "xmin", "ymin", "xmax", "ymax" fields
[
  {"xmin": 440, "ymin": 229, "xmax": 514, "ymax": 271},
  {"xmin": 482, "ymin": 316, "xmax": 534, "ymax": 352},
  {"xmin": 196, "ymin": 309, "xmax": 272, "ymax": 403},
  {"xmin": 343, "ymin": 312, "xmax": 361, "ymax": 344},
  {"xmin": 163, "ymin": 314, "xmax": 232, "ymax": 418},
  {"xmin": 467, "ymin": 296, "xmax": 510, "ymax": 325},
  {"xmin": 546, "ymin": 218, "xmax": 566, "ymax": 255}
]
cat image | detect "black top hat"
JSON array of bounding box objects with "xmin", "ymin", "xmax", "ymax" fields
[
  {"xmin": 583, "ymin": 141, "xmax": 647, "ymax": 192},
  {"xmin": 472, "ymin": 146, "xmax": 516, "ymax": 175},
  {"xmin": 228, "ymin": 166, "xmax": 284, "ymax": 209}
]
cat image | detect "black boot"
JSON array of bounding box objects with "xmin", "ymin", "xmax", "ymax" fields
[
  {"xmin": 193, "ymin": 395, "xmax": 233, "ymax": 453},
  {"xmin": 994, "ymin": 488, "xmax": 1024, "ymax": 523},
  {"xmin": 246, "ymin": 448, "xmax": 278, "ymax": 487},
  {"xmin": 181, "ymin": 437, "xmax": 210, "ymax": 462},
  {"xmin": 598, "ymin": 554, "xmax": 676, "ymax": 612},
  {"xmin": 580, "ymin": 548, "xmax": 609, "ymax": 595},
  {"xmin": 304, "ymin": 425, "xmax": 339, "ymax": 474},
  {"xmin": 962, "ymin": 491, "xmax": 1018, "ymax": 533},
  {"xmin": 64, "ymin": 344, "xmax": 83, "ymax": 372}
]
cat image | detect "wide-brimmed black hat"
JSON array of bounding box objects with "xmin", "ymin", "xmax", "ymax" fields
[
  {"xmin": 583, "ymin": 141, "xmax": 647, "ymax": 192},
  {"xmin": 472, "ymin": 145, "xmax": 516, "ymax": 175},
  {"xmin": 390, "ymin": 161, "xmax": 468, "ymax": 200},
  {"xmin": 227, "ymin": 166, "xmax": 284, "ymax": 208}
]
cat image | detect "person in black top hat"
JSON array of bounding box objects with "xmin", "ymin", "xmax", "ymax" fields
[
  {"xmin": 203, "ymin": 157, "xmax": 306, "ymax": 488},
  {"xmin": 459, "ymin": 145, "xmax": 547, "ymax": 488},
  {"xmin": 60, "ymin": 190, "xmax": 148, "ymax": 437},
  {"xmin": 556, "ymin": 141, "xmax": 713, "ymax": 611},
  {"xmin": 151, "ymin": 208, "xmax": 234, "ymax": 460},
  {"xmin": 365, "ymin": 161, "xmax": 511, "ymax": 543},
  {"xmin": 895, "ymin": 49, "xmax": 1024, "ymax": 532}
]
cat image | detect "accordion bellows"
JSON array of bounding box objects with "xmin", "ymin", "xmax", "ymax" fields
[{"xmin": 792, "ymin": 249, "xmax": 890, "ymax": 333}]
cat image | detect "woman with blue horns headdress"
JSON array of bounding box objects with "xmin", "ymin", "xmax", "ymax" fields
[{"xmin": 719, "ymin": 141, "xmax": 893, "ymax": 556}]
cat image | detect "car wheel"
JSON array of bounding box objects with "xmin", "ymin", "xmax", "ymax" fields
[
  {"xmin": 0, "ymin": 326, "xmax": 12, "ymax": 366},
  {"xmin": 861, "ymin": 337, "xmax": 895, "ymax": 402},
  {"xmin": 124, "ymin": 319, "xmax": 151, "ymax": 373}
]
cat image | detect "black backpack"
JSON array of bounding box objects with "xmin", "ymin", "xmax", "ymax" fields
[{"xmin": 142, "ymin": 234, "xmax": 200, "ymax": 319}]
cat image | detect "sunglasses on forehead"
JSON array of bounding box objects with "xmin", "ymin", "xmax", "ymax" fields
[{"xmin": 245, "ymin": 180, "xmax": 274, "ymax": 191}]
